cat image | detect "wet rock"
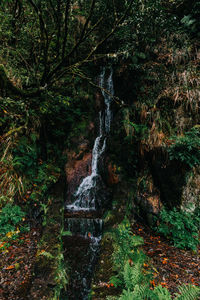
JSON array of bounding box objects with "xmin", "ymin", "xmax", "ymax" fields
[
  {"xmin": 65, "ymin": 149, "xmax": 92, "ymax": 203},
  {"xmin": 107, "ymin": 163, "xmax": 119, "ymax": 185},
  {"xmin": 135, "ymin": 171, "xmax": 162, "ymax": 225},
  {"xmin": 95, "ymin": 91, "xmax": 106, "ymax": 112},
  {"xmin": 181, "ymin": 166, "xmax": 200, "ymax": 211},
  {"xmin": 65, "ymin": 210, "xmax": 103, "ymax": 219}
]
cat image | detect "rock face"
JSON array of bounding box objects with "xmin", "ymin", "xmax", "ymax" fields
[
  {"xmin": 135, "ymin": 171, "xmax": 161, "ymax": 225},
  {"xmin": 95, "ymin": 91, "xmax": 105, "ymax": 112},
  {"xmin": 65, "ymin": 143, "xmax": 92, "ymax": 203},
  {"xmin": 181, "ymin": 166, "xmax": 200, "ymax": 211},
  {"xmin": 107, "ymin": 163, "xmax": 119, "ymax": 185}
]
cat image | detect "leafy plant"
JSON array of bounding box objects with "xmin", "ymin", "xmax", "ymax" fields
[
  {"xmin": 12, "ymin": 137, "xmax": 38, "ymax": 176},
  {"xmin": 105, "ymin": 219, "xmax": 149, "ymax": 289},
  {"xmin": 0, "ymin": 203, "xmax": 26, "ymax": 235},
  {"xmin": 107, "ymin": 219, "xmax": 200, "ymax": 300},
  {"xmin": 168, "ymin": 128, "xmax": 200, "ymax": 168},
  {"xmin": 155, "ymin": 207, "xmax": 200, "ymax": 250}
]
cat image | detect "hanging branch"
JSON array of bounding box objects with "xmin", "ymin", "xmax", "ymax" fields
[{"xmin": 45, "ymin": 0, "xmax": 97, "ymax": 83}]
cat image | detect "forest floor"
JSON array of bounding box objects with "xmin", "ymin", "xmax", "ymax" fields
[
  {"xmin": 132, "ymin": 223, "xmax": 200, "ymax": 295},
  {"xmin": 0, "ymin": 221, "xmax": 199, "ymax": 299},
  {"xmin": 92, "ymin": 221, "xmax": 199, "ymax": 299},
  {"xmin": 0, "ymin": 226, "xmax": 40, "ymax": 300}
]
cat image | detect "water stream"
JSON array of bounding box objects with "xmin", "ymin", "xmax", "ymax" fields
[{"xmin": 64, "ymin": 68, "xmax": 114, "ymax": 299}]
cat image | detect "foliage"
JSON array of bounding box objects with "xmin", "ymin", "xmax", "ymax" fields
[
  {"xmin": 0, "ymin": 203, "xmax": 27, "ymax": 235},
  {"xmin": 0, "ymin": 0, "xmax": 133, "ymax": 94},
  {"xmin": 105, "ymin": 219, "xmax": 150, "ymax": 289},
  {"xmin": 112, "ymin": 0, "xmax": 176, "ymax": 60},
  {"xmin": 175, "ymin": 284, "xmax": 200, "ymax": 300},
  {"xmin": 107, "ymin": 220, "xmax": 200, "ymax": 300},
  {"xmin": 181, "ymin": 1, "xmax": 200, "ymax": 37},
  {"xmin": 12, "ymin": 137, "xmax": 38, "ymax": 175},
  {"xmin": 155, "ymin": 207, "xmax": 200, "ymax": 250},
  {"xmin": 168, "ymin": 128, "xmax": 200, "ymax": 168},
  {"xmin": 126, "ymin": 121, "xmax": 149, "ymax": 141}
]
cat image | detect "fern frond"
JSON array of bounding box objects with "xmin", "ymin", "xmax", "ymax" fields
[
  {"xmin": 132, "ymin": 283, "xmax": 149, "ymax": 299},
  {"xmin": 130, "ymin": 261, "xmax": 143, "ymax": 287},
  {"xmin": 175, "ymin": 284, "xmax": 200, "ymax": 300},
  {"xmin": 152, "ymin": 285, "xmax": 172, "ymax": 300},
  {"xmin": 131, "ymin": 235, "xmax": 144, "ymax": 247},
  {"xmin": 124, "ymin": 261, "xmax": 134, "ymax": 290},
  {"xmin": 119, "ymin": 289, "xmax": 134, "ymax": 300}
]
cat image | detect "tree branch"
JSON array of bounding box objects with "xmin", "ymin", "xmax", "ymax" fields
[
  {"xmin": 82, "ymin": 0, "xmax": 134, "ymax": 63},
  {"xmin": 62, "ymin": 0, "xmax": 71, "ymax": 59},
  {"xmin": 67, "ymin": 0, "xmax": 97, "ymax": 58},
  {"xmin": 27, "ymin": 0, "xmax": 50, "ymax": 85},
  {"xmin": 46, "ymin": 0, "xmax": 133, "ymax": 85}
]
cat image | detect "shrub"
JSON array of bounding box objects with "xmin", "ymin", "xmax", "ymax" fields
[
  {"xmin": 156, "ymin": 207, "xmax": 200, "ymax": 250},
  {"xmin": 0, "ymin": 203, "xmax": 26, "ymax": 235},
  {"xmin": 168, "ymin": 127, "xmax": 200, "ymax": 168},
  {"xmin": 107, "ymin": 219, "xmax": 200, "ymax": 300}
]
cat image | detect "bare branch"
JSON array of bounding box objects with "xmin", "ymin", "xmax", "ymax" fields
[
  {"xmin": 48, "ymin": 0, "xmax": 59, "ymax": 22},
  {"xmin": 62, "ymin": 0, "xmax": 71, "ymax": 59},
  {"xmin": 45, "ymin": 0, "xmax": 134, "ymax": 87},
  {"xmin": 13, "ymin": 0, "xmax": 22, "ymax": 19},
  {"xmin": 112, "ymin": 0, "xmax": 117, "ymax": 22},
  {"xmin": 79, "ymin": 0, "xmax": 134, "ymax": 65},
  {"xmin": 27, "ymin": 0, "xmax": 50, "ymax": 84},
  {"xmin": 67, "ymin": 0, "xmax": 97, "ymax": 58}
]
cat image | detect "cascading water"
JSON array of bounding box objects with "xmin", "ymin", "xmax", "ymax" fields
[{"xmin": 64, "ymin": 68, "xmax": 114, "ymax": 299}]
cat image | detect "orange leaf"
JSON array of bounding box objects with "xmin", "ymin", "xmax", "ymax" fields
[
  {"xmin": 5, "ymin": 265, "xmax": 15, "ymax": 270},
  {"xmin": 150, "ymin": 280, "xmax": 155, "ymax": 287},
  {"xmin": 161, "ymin": 282, "xmax": 167, "ymax": 287}
]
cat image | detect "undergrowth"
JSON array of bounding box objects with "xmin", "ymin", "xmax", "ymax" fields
[
  {"xmin": 106, "ymin": 219, "xmax": 200, "ymax": 300},
  {"xmin": 168, "ymin": 127, "xmax": 200, "ymax": 168},
  {"xmin": 155, "ymin": 206, "xmax": 200, "ymax": 251}
]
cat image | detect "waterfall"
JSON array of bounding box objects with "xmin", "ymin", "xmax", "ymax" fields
[
  {"xmin": 66, "ymin": 68, "xmax": 114, "ymax": 211},
  {"xmin": 64, "ymin": 68, "xmax": 114, "ymax": 299}
]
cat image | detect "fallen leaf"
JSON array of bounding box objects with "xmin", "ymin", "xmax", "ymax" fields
[{"xmin": 5, "ymin": 265, "xmax": 15, "ymax": 270}]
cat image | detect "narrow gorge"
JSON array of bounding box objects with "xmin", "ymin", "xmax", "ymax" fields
[{"xmin": 63, "ymin": 68, "xmax": 114, "ymax": 299}]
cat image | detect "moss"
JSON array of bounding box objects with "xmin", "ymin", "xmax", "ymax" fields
[
  {"xmin": 91, "ymin": 235, "xmax": 121, "ymax": 299},
  {"xmin": 91, "ymin": 183, "xmax": 130, "ymax": 299},
  {"xmin": 31, "ymin": 179, "xmax": 68, "ymax": 300},
  {"xmin": 0, "ymin": 64, "xmax": 23, "ymax": 97}
]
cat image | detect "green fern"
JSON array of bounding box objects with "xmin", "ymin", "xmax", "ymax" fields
[
  {"xmin": 130, "ymin": 262, "xmax": 143, "ymax": 287},
  {"xmin": 119, "ymin": 285, "xmax": 150, "ymax": 300},
  {"xmin": 132, "ymin": 284, "xmax": 150, "ymax": 300},
  {"xmin": 108, "ymin": 220, "xmax": 200, "ymax": 300},
  {"xmin": 119, "ymin": 289, "xmax": 135, "ymax": 300},
  {"xmin": 152, "ymin": 285, "xmax": 172, "ymax": 300},
  {"xmin": 124, "ymin": 261, "xmax": 135, "ymax": 290},
  {"xmin": 175, "ymin": 284, "xmax": 200, "ymax": 300}
]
